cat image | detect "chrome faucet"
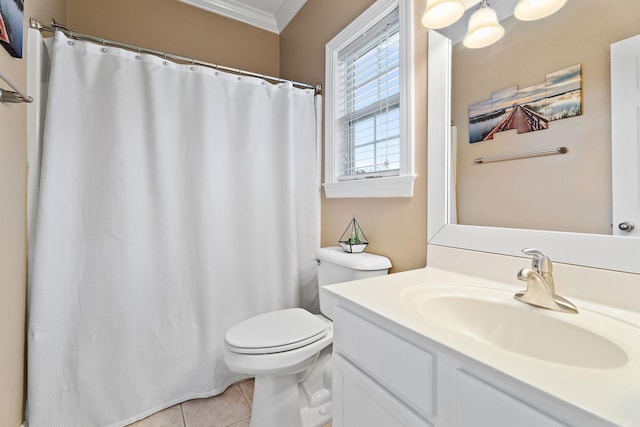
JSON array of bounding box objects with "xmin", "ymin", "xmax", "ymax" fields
[{"xmin": 514, "ymin": 248, "xmax": 578, "ymax": 314}]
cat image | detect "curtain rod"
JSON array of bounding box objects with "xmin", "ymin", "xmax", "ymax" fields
[{"xmin": 29, "ymin": 18, "xmax": 322, "ymax": 95}]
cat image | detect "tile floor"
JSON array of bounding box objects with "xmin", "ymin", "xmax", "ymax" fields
[
  {"xmin": 128, "ymin": 379, "xmax": 254, "ymax": 427},
  {"xmin": 127, "ymin": 379, "xmax": 332, "ymax": 427}
]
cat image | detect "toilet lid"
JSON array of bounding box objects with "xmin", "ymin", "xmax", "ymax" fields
[{"xmin": 225, "ymin": 308, "xmax": 329, "ymax": 355}]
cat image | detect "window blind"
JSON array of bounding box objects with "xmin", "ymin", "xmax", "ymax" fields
[{"xmin": 336, "ymin": 7, "xmax": 401, "ymax": 180}]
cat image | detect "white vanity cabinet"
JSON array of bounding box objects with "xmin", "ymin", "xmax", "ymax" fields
[
  {"xmin": 331, "ymin": 303, "xmax": 615, "ymax": 427},
  {"xmin": 332, "ymin": 306, "xmax": 435, "ymax": 426}
]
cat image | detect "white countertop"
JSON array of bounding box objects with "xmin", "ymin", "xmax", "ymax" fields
[{"xmin": 324, "ymin": 265, "xmax": 640, "ymax": 426}]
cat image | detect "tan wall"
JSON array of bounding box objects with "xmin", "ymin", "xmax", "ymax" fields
[
  {"xmin": 0, "ymin": 2, "xmax": 66, "ymax": 425},
  {"xmin": 453, "ymin": 0, "xmax": 640, "ymax": 235},
  {"xmin": 280, "ymin": 0, "xmax": 429, "ymax": 273},
  {"xmin": 67, "ymin": 0, "xmax": 279, "ymax": 77}
]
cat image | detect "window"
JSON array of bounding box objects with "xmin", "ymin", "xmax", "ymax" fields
[
  {"xmin": 339, "ymin": 10, "xmax": 400, "ymax": 179},
  {"xmin": 325, "ymin": 0, "xmax": 415, "ymax": 198}
]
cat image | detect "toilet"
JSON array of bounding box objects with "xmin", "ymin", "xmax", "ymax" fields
[{"xmin": 224, "ymin": 246, "xmax": 391, "ymax": 427}]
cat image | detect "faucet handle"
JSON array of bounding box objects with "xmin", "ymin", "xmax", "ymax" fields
[{"xmin": 522, "ymin": 248, "xmax": 553, "ymax": 274}]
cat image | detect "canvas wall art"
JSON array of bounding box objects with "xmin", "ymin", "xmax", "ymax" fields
[{"xmin": 468, "ymin": 64, "xmax": 582, "ymax": 143}]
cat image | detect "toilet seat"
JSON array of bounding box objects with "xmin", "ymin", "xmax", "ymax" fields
[{"xmin": 225, "ymin": 308, "xmax": 329, "ymax": 355}]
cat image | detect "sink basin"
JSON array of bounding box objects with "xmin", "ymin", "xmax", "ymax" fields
[{"xmin": 401, "ymin": 285, "xmax": 628, "ymax": 369}]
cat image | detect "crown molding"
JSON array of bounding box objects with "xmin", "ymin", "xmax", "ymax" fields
[
  {"xmin": 179, "ymin": 0, "xmax": 308, "ymax": 34},
  {"xmin": 274, "ymin": 0, "xmax": 308, "ymax": 32},
  {"xmin": 180, "ymin": 0, "xmax": 278, "ymax": 33}
]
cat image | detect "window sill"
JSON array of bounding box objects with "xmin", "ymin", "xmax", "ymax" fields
[{"xmin": 323, "ymin": 175, "xmax": 417, "ymax": 198}]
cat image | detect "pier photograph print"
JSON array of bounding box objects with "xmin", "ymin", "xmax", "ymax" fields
[{"xmin": 468, "ymin": 64, "xmax": 582, "ymax": 143}]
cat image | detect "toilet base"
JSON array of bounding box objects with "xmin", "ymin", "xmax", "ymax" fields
[{"xmin": 249, "ymin": 349, "xmax": 333, "ymax": 427}]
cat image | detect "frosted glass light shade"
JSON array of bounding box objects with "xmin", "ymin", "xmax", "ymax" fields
[
  {"xmin": 462, "ymin": 2, "xmax": 505, "ymax": 49},
  {"xmin": 514, "ymin": 0, "xmax": 568, "ymax": 21},
  {"xmin": 421, "ymin": 0, "xmax": 465, "ymax": 29}
]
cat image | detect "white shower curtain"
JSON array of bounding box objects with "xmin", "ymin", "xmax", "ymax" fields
[{"xmin": 27, "ymin": 31, "xmax": 320, "ymax": 427}]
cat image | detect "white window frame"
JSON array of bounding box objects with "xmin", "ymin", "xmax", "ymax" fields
[{"xmin": 324, "ymin": 0, "xmax": 415, "ymax": 198}]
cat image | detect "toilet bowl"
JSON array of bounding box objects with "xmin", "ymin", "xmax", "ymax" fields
[{"xmin": 224, "ymin": 247, "xmax": 391, "ymax": 427}]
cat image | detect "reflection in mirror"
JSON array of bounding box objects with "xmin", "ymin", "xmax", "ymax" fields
[
  {"xmin": 436, "ymin": 0, "xmax": 640, "ymax": 235},
  {"xmin": 426, "ymin": 1, "xmax": 640, "ymax": 274}
]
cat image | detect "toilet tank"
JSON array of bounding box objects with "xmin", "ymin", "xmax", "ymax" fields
[{"xmin": 315, "ymin": 246, "xmax": 391, "ymax": 319}]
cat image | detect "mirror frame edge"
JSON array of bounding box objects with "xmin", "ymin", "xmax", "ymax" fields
[{"xmin": 426, "ymin": 30, "xmax": 640, "ymax": 274}]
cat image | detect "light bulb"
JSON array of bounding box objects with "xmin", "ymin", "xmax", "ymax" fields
[
  {"xmin": 514, "ymin": 0, "xmax": 568, "ymax": 21},
  {"xmin": 421, "ymin": 0, "xmax": 465, "ymax": 29},
  {"xmin": 463, "ymin": 1, "xmax": 505, "ymax": 49}
]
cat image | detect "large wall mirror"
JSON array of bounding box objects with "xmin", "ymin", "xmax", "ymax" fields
[{"xmin": 427, "ymin": 0, "xmax": 640, "ymax": 273}]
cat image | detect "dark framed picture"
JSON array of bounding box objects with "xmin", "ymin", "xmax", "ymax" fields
[{"xmin": 0, "ymin": 0, "xmax": 24, "ymax": 58}]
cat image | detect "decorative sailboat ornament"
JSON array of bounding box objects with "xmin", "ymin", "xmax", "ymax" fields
[{"xmin": 339, "ymin": 217, "xmax": 369, "ymax": 253}]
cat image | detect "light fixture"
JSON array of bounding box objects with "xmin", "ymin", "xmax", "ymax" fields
[
  {"xmin": 514, "ymin": 0, "xmax": 567, "ymax": 21},
  {"xmin": 421, "ymin": 0, "xmax": 465, "ymax": 29},
  {"xmin": 462, "ymin": 0, "xmax": 505, "ymax": 49}
]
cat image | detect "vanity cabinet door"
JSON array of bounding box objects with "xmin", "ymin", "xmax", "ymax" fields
[
  {"xmin": 455, "ymin": 370, "xmax": 566, "ymax": 427},
  {"xmin": 333, "ymin": 306, "xmax": 435, "ymax": 420},
  {"xmin": 333, "ymin": 354, "xmax": 432, "ymax": 427}
]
